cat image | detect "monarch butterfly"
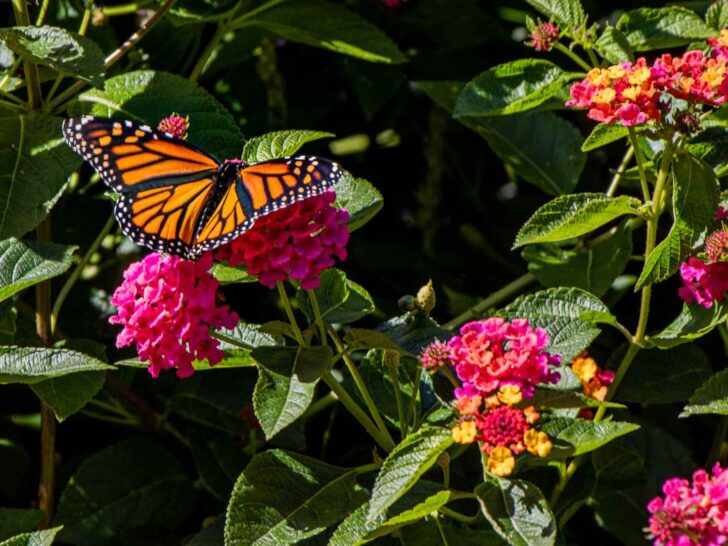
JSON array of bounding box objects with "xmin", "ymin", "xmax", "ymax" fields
[{"xmin": 62, "ymin": 116, "xmax": 343, "ymax": 259}]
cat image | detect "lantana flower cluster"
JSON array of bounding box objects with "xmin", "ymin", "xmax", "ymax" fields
[
  {"xmin": 529, "ymin": 22, "xmax": 560, "ymax": 52},
  {"xmin": 646, "ymin": 463, "xmax": 728, "ymax": 546},
  {"xmin": 571, "ymin": 352, "xmax": 614, "ymax": 402},
  {"xmin": 421, "ymin": 317, "xmax": 561, "ymax": 476},
  {"xmin": 567, "ymin": 33, "xmax": 728, "ymax": 126}
]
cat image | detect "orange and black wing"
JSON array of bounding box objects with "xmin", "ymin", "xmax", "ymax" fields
[{"xmin": 191, "ymin": 155, "xmax": 343, "ymax": 256}]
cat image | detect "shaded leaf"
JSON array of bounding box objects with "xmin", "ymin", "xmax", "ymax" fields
[
  {"xmin": 648, "ymin": 302, "xmax": 727, "ymax": 348},
  {"xmin": 296, "ymin": 269, "xmax": 375, "ymax": 324},
  {"xmin": 30, "ymin": 371, "xmax": 106, "ymax": 422},
  {"xmin": 0, "ymin": 509, "xmax": 43, "ymax": 542},
  {"xmin": 594, "ymin": 26, "xmax": 634, "ymax": 64},
  {"xmin": 0, "ymin": 239, "xmax": 76, "ymax": 303},
  {"xmin": 189, "ymin": 428, "xmax": 248, "ymax": 501},
  {"xmin": 377, "ymin": 313, "xmax": 450, "ymax": 355},
  {"xmin": 681, "ymin": 368, "xmax": 728, "ymax": 416}
]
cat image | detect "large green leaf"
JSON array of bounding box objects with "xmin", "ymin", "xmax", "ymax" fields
[
  {"xmin": 55, "ymin": 438, "xmax": 193, "ymax": 545},
  {"xmin": 501, "ymin": 287, "xmax": 610, "ymax": 362},
  {"xmin": 296, "ymin": 268, "xmax": 375, "ymax": 324},
  {"xmin": 707, "ymin": 0, "xmax": 728, "ymax": 30},
  {"xmin": 241, "ymin": 130, "xmax": 334, "ymax": 163},
  {"xmin": 540, "ymin": 417, "xmax": 640, "ymax": 458},
  {"xmin": 239, "ymin": 0, "xmax": 406, "ymax": 64},
  {"xmin": 0, "ymin": 527, "xmax": 62, "ymax": 546},
  {"xmin": 366, "ymin": 426, "xmax": 452, "ymax": 523},
  {"xmin": 637, "ymin": 154, "xmax": 720, "ymax": 288},
  {"xmin": 0, "ymin": 26, "xmax": 104, "ymax": 86},
  {"xmin": 0, "ymin": 239, "xmax": 76, "ymax": 303},
  {"xmin": 594, "ymin": 26, "xmax": 634, "ymax": 64},
  {"xmin": 0, "ymin": 509, "xmax": 43, "ymax": 542},
  {"xmin": 377, "ymin": 313, "xmax": 449, "ymax": 355},
  {"xmin": 252, "ymin": 345, "xmax": 332, "ymax": 438},
  {"xmin": 617, "ymin": 344, "xmax": 712, "ymax": 404},
  {"xmin": 616, "ymin": 6, "xmax": 715, "ymax": 51},
  {"xmin": 681, "ymin": 369, "xmax": 728, "ymax": 416},
  {"xmin": 333, "ymin": 176, "xmax": 383, "ymax": 232},
  {"xmin": 476, "ymin": 478, "xmax": 556, "ymax": 546},
  {"xmin": 76, "ymin": 70, "xmax": 244, "ymax": 158},
  {"xmin": 455, "ymin": 60, "xmax": 577, "ymax": 117},
  {"xmin": 524, "ymin": 0, "xmax": 586, "ymax": 28},
  {"xmin": 0, "ymin": 346, "xmax": 113, "ymax": 384},
  {"xmin": 581, "ymin": 123, "xmax": 629, "ymax": 152},
  {"xmin": 418, "ymin": 81, "xmax": 584, "ymax": 195},
  {"xmin": 224, "ymin": 449, "xmax": 368, "ymax": 546},
  {"xmin": 31, "ymin": 371, "xmax": 106, "ymax": 422},
  {"xmin": 188, "ymin": 427, "xmax": 248, "ymax": 501},
  {"xmin": 514, "ymin": 193, "xmax": 642, "ymax": 247},
  {"xmin": 648, "ymin": 303, "xmax": 727, "ymax": 348},
  {"xmin": 0, "ymin": 108, "xmax": 81, "ymax": 239}
]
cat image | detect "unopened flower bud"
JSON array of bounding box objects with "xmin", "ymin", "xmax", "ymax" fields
[
  {"xmin": 415, "ymin": 279, "xmax": 435, "ymax": 314},
  {"xmin": 398, "ymin": 294, "xmax": 417, "ymax": 311},
  {"xmin": 436, "ymin": 452, "xmax": 450, "ymax": 468}
]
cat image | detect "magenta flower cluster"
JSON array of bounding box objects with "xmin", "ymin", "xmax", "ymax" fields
[
  {"xmin": 447, "ymin": 317, "xmax": 561, "ymax": 399},
  {"xmin": 678, "ymin": 257, "xmax": 728, "ymax": 309},
  {"xmin": 647, "ymin": 463, "xmax": 728, "ymax": 546},
  {"xmin": 110, "ymin": 253, "xmax": 238, "ymax": 378}
]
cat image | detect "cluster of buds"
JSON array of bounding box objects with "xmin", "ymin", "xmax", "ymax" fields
[{"xmin": 529, "ymin": 21, "xmax": 560, "ymax": 52}]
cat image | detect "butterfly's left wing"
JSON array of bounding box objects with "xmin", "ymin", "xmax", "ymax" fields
[{"xmin": 191, "ymin": 155, "xmax": 343, "ymax": 255}]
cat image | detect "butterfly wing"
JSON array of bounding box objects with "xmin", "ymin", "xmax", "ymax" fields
[{"xmin": 191, "ymin": 155, "xmax": 343, "ymax": 255}]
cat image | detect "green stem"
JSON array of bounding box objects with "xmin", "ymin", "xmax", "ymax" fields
[
  {"xmin": 0, "ymin": 57, "xmax": 23, "ymax": 93},
  {"xmin": 189, "ymin": 23, "xmax": 227, "ymax": 81},
  {"xmin": 35, "ymin": 0, "xmax": 51, "ymax": 25},
  {"xmin": 80, "ymin": 410, "xmax": 140, "ymax": 426},
  {"xmin": 389, "ymin": 364, "xmax": 407, "ymax": 439},
  {"xmin": 51, "ymin": 213, "xmax": 115, "ymax": 335},
  {"xmin": 627, "ymin": 127, "xmax": 651, "ymax": 202},
  {"xmin": 308, "ymin": 291, "xmax": 327, "ymax": 345},
  {"xmin": 276, "ymin": 282, "xmax": 305, "ymax": 346},
  {"xmin": 302, "ymin": 392, "xmax": 337, "ymax": 420},
  {"xmin": 321, "ymin": 371, "xmax": 394, "ymax": 452},
  {"xmin": 440, "ymin": 366, "xmax": 460, "ymax": 389},
  {"xmin": 585, "ymin": 46, "xmax": 600, "ymax": 68},
  {"xmin": 552, "ymin": 42, "xmax": 592, "ymax": 71},
  {"xmin": 209, "ymin": 330, "xmax": 254, "ymax": 350},
  {"xmin": 0, "ymin": 96, "xmax": 25, "ymax": 111},
  {"xmin": 606, "ymin": 145, "xmax": 635, "ymax": 197},
  {"xmin": 443, "ymin": 273, "xmax": 535, "ymax": 330},
  {"xmin": 406, "ymin": 365, "xmax": 423, "ymax": 430},
  {"xmin": 102, "ymin": 0, "xmax": 155, "ymax": 16},
  {"xmin": 439, "ymin": 506, "xmax": 481, "ymax": 525},
  {"xmin": 13, "ymin": 0, "xmax": 42, "ymax": 110},
  {"xmin": 707, "ymin": 416, "xmax": 728, "ymax": 467},
  {"xmin": 229, "ymin": 0, "xmax": 287, "ymax": 28}
]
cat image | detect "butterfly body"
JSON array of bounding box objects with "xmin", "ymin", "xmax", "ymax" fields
[{"xmin": 63, "ymin": 116, "xmax": 342, "ymax": 259}]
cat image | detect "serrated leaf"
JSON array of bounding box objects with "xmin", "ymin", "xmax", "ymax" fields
[
  {"xmin": 540, "ymin": 417, "xmax": 640, "ymax": 458},
  {"xmin": 0, "ymin": 239, "xmax": 76, "ymax": 303},
  {"xmin": 0, "ymin": 527, "xmax": 62, "ymax": 546},
  {"xmin": 55, "ymin": 438, "xmax": 193, "ymax": 545},
  {"xmin": 224, "ymin": 450, "xmax": 368, "ymax": 546},
  {"xmin": 252, "ymin": 345, "xmax": 332, "ymax": 439},
  {"xmin": 707, "ymin": 0, "xmax": 728, "ymax": 30},
  {"xmin": 524, "ymin": 0, "xmax": 586, "ymax": 28},
  {"xmin": 0, "ymin": 509, "xmax": 43, "ymax": 542},
  {"xmin": 594, "ymin": 26, "xmax": 634, "ymax": 64},
  {"xmin": 616, "ymin": 7, "xmax": 715, "ymax": 51},
  {"xmin": 681, "ymin": 368, "xmax": 728, "ymax": 416},
  {"xmin": 296, "ymin": 269, "xmax": 375, "ymax": 324},
  {"xmin": 528, "ymin": 388, "xmax": 626, "ymax": 410},
  {"xmin": 333, "ymin": 176, "xmax": 383, "ymax": 232},
  {"xmin": 455, "ymin": 59, "xmax": 578, "ymax": 117},
  {"xmin": 418, "ymin": 80, "xmax": 584, "ymax": 195},
  {"xmin": 0, "ymin": 108, "xmax": 81, "ymax": 239},
  {"xmin": 649, "ymin": 302, "xmax": 728, "ymax": 348},
  {"xmin": 617, "ymin": 344, "xmax": 712, "ymax": 404},
  {"xmin": 514, "ymin": 193, "xmax": 642, "ymax": 247},
  {"xmin": 77, "ymin": 70, "xmax": 244, "ymax": 158},
  {"xmin": 343, "ymin": 329, "xmax": 412, "ymax": 354},
  {"xmin": 189, "ymin": 427, "xmax": 248, "ymax": 501},
  {"xmin": 30, "ymin": 371, "xmax": 106, "ymax": 422},
  {"xmin": 377, "ymin": 313, "xmax": 450, "ymax": 355},
  {"xmin": 475, "ymin": 477, "xmax": 556, "ymax": 546},
  {"xmin": 0, "ymin": 346, "xmax": 114, "ymax": 384},
  {"xmin": 241, "ymin": 130, "xmax": 334, "ymax": 163},
  {"xmin": 581, "ymin": 123, "xmax": 629, "ymax": 152},
  {"xmin": 502, "ymin": 287, "xmax": 610, "ymax": 362},
  {"xmin": 0, "ymin": 26, "xmax": 104, "ymax": 86},
  {"xmin": 366, "ymin": 426, "xmax": 452, "ymax": 523},
  {"xmin": 240, "ymin": 0, "xmax": 406, "ymax": 64},
  {"xmin": 637, "ymin": 154, "xmax": 720, "ymax": 288}
]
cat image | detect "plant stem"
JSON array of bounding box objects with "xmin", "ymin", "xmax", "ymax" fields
[
  {"xmin": 606, "ymin": 145, "xmax": 635, "ymax": 197},
  {"xmin": 328, "ymin": 326, "xmax": 396, "ymax": 449},
  {"xmin": 13, "ymin": 0, "xmax": 42, "ymax": 110},
  {"xmin": 552, "ymin": 42, "xmax": 592, "ymax": 71},
  {"xmin": 189, "ymin": 23, "xmax": 227, "ymax": 81},
  {"xmin": 389, "ymin": 364, "xmax": 407, "ymax": 439},
  {"xmin": 229, "ymin": 0, "xmax": 287, "ymax": 28},
  {"xmin": 585, "ymin": 47, "xmax": 600, "ymax": 68},
  {"xmin": 627, "ymin": 127, "xmax": 651, "ymax": 202},
  {"xmin": 707, "ymin": 416, "xmax": 728, "ymax": 467},
  {"xmin": 35, "ymin": 0, "xmax": 51, "ymax": 25},
  {"xmin": 443, "ymin": 273, "xmax": 535, "ymax": 330},
  {"xmin": 439, "ymin": 506, "xmax": 481, "ymax": 524},
  {"xmin": 277, "ymin": 282, "xmax": 305, "ymax": 345},
  {"xmin": 406, "ymin": 365, "xmax": 423, "ymax": 429},
  {"xmin": 308, "ymin": 291, "xmax": 327, "ymax": 345},
  {"xmin": 101, "ymin": 0, "xmax": 155, "ymax": 16},
  {"xmin": 321, "ymin": 371, "xmax": 394, "ymax": 451},
  {"xmin": 209, "ymin": 330, "xmax": 254, "ymax": 350},
  {"xmin": 51, "ymin": 213, "xmax": 115, "ymax": 335}
]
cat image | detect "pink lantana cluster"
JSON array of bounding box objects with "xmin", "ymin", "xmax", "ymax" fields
[
  {"xmin": 652, "ymin": 50, "xmax": 728, "ymax": 106},
  {"xmin": 214, "ymin": 191, "xmax": 349, "ymax": 290},
  {"xmin": 110, "ymin": 253, "xmax": 238, "ymax": 378},
  {"xmin": 529, "ymin": 22, "xmax": 560, "ymax": 52},
  {"xmin": 157, "ymin": 114, "xmax": 189, "ymax": 139},
  {"xmin": 647, "ymin": 463, "xmax": 728, "ymax": 546}
]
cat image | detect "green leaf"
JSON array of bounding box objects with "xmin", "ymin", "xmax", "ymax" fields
[
  {"xmin": 189, "ymin": 427, "xmax": 248, "ymax": 501},
  {"xmin": 400, "ymin": 519, "xmax": 508, "ymax": 545},
  {"xmin": 242, "ymin": 0, "xmax": 406, "ymax": 64},
  {"xmin": 212, "ymin": 263, "xmax": 256, "ymax": 285},
  {"xmin": 540, "ymin": 417, "xmax": 640, "ymax": 458},
  {"xmin": 418, "ymin": 80, "xmax": 584, "ymax": 195},
  {"xmin": 296, "ymin": 268, "xmax": 375, "ymax": 324},
  {"xmin": 0, "ymin": 527, "xmax": 62, "ymax": 546},
  {"xmin": 377, "ymin": 313, "xmax": 449, "ymax": 355},
  {"xmin": 529, "ymin": 388, "xmax": 626, "ymax": 410},
  {"xmin": 617, "ymin": 344, "xmax": 712, "ymax": 404},
  {"xmin": 252, "ymin": 345, "xmax": 332, "ymax": 439},
  {"xmin": 681, "ymin": 368, "xmax": 728, "ymax": 416},
  {"xmin": 475, "ymin": 477, "xmax": 556, "ymax": 546},
  {"xmin": 0, "ymin": 108, "xmax": 81, "ymax": 239},
  {"xmin": 241, "ymin": 130, "xmax": 334, "ymax": 163},
  {"xmin": 366, "ymin": 426, "xmax": 452, "ymax": 523},
  {"xmin": 55, "ymin": 438, "xmax": 193, "ymax": 545},
  {"xmin": 524, "ymin": 0, "xmax": 586, "ymax": 28},
  {"xmin": 455, "ymin": 59, "xmax": 578, "ymax": 117},
  {"xmin": 0, "ymin": 509, "xmax": 43, "ymax": 542},
  {"xmin": 616, "ymin": 7, "xmax": 715, "ymax": 51},
  {"xmin": 224, "ymin": 449, "xmax": 368, "ymax": 546},
  {"xmin": 77, "ymin": 70, "xmax": 244, "ymax": 158},
  {"xmin": 514, "ymin": 193, "xmax": 642, "ymax": 247},
  {"xmin": 707, "ymin": 0, "xmax": 728, "ymax": 30},
  {"xmin": 343, "ymin": 328, "xmax": 413, "ymax": 354},
  {"xmin": 581, "ymin": 123, "xmax": 629, "ymax": 152},
  {"xmin": 0, "ymin": 346, "xmax": 114, "ymax": 384},
  {"xmin": 523, "ymin": 223, "xmax": 632, "ymax": 297},
  {"xmin": 0, "ymin": 238, "xmax": 76, "ymax": 303},
  {"xmin": 594, "ymin": 26, "xmax": 634, "ymax": 64},
  {"xmin": 333, "ymin": 176, "xmax": 383, "ymax": 232},
  {"xmin": 686, "ymin": 126, "xmax": 728, "ymax": 176},
  {"xmin": 501, "ymin": 287, "xmax": 610, "ymax": 362},
  {"xmin": 30, "ymin": 371, "xmax": 106, "ymax": 422},
  {"xmin": 649, "ymin": 302, "xmax": 727, "ymax": 348},
  {"xmin": 0, "ymin": 26, "xmax": 104, "ymax": 86},
  {"xmin": 637, "ymin": 154, "xmax": 720, "ymax": 288}
]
